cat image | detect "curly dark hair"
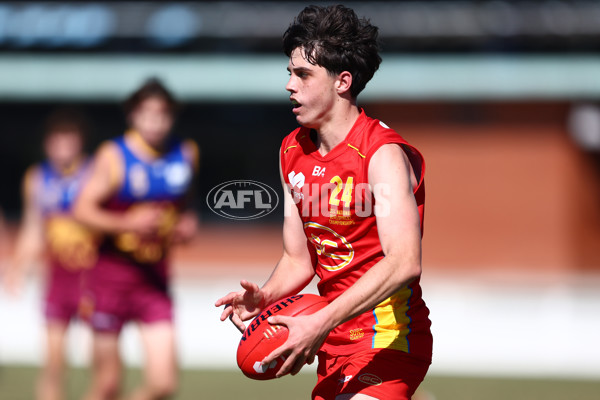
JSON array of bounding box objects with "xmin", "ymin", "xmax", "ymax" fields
[
  {"xmin": 44, "ymin": 107, "xmax": 88, "ymax": 141},
  {"xmin": 123, "ymin": 77, "xmax": 178, "ymax": 116},
  {"xmin": 283, "ymin": 5, "xmax": 382, "ymax": 98}
]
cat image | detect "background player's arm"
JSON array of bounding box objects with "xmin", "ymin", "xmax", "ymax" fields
[
  {"xmin": 3, "ymin": 167, "xmax": 44, "ymax": 295},
  {"xmin": 73, "ymin": 143, "xmax": 161, "ymax": 235},
  {"xmin": 216, "ymin": 155, "xmax": 315, "ymax": 331},
  {"xmin": 171, "ymin": 139, "xmax": 200, "ymax": 243},
  {"xmin": 264, "ymin": 143, "xmax": 423, "ymax": 376}
]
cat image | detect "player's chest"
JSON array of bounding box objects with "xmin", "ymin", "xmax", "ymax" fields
[
  {"xmin": 287, "ymin": 156, "xmax": 372, "ymax": 222},
  {"xmin": 123, "ymin": 158, "xmax": 192, "ymax": 200}
]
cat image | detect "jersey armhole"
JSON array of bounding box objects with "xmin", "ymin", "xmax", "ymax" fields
[
  {"xmin": 182, "ymin": 139, "xmax": 200, "ymax": 172},
  {"xmin": 365, "ymin": 141, "xmax": 425, "ymax": 191}
]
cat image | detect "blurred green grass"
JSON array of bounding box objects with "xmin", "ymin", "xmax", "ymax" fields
[{"xmin": 1, "ymin": 366, "xmax": 599, "ymax": 400}]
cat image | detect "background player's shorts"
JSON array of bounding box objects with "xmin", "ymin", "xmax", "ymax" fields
[
  {"xmin": 312, "ymin": 348, "xmax": 430, "ymax": 400},
  {"xmin": 82, "ymin": 253, "xmax": 173, "ymax": 333},
  {"xmin": 44, "ymin": 263, "xmax": 82, "ymax": 323}
]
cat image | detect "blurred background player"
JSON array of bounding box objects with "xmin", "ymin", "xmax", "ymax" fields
[
  {"xmin": 217, "ymin": 5, "xmax": 432, "ymax": 400},
  {"xmin": 74, "ymin": 78, "xmax": 199, "ymax": 400},
  {"xmin": 2, "ymin": 107, "xmax": 96, "ymax": 400}
]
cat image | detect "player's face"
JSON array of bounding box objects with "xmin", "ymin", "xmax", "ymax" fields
[
  {"xmin": 44, "ymin": 131, "xmax": 83, "ymax": 171},
  {"xmin": 286, "ymin": 47, "xmax": 338, "ymax": 130},
  {"xmin": 130, "ymin": 96, "xmax": 173, "ymax": 148}
]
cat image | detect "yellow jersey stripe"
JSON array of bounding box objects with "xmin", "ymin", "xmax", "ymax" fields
[
  {"xmin": 284, "ymin": 145, "xmax": 297, "ymax": 153},
  {"xmin": 372, "ymin": 287, "xmax": 412, "ymax": 352},
  {"xmin": 347, "ymin": 144, "xmax": 366, "ymax": 158}
]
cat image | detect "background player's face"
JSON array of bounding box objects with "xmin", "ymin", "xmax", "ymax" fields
[
  {"xmin": 286, "ymin": 47, "xmax": 338, "ymax": 130},
  {"xmin": 130, "ymin": 96, "xmax": 174, "ymax": 148},
  {"xmin": 44, "ymin": 130, "xmax": 83, "ymax": 172}
]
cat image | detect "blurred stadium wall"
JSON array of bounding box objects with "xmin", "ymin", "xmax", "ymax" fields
[{"xmin": 1, "ymin": 0, "xmax": 600, "ymax": 378}]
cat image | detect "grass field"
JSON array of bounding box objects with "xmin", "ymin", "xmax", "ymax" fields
[{"xmin": 1, "ymin": 366, "xmax": 599, "ymax": 400}]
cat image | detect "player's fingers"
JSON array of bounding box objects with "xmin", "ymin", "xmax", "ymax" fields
[
  {"xmin": 306, "ymin": 353, "xmax": 316, "ymax": 365},
  {"xmin": 261, "ymin": 343, "xmax": 290, "ymax": 369},
  {"xmin": 267, "ymin": 315, "xmax": 289, "ymax": 327},
  {"xmin": 219, "ymin": 304, "xmax": 233, "ymax": 321},
  {"xmin": 289, "ymin": 356, "xmax": 307, "ymax": 376},
  {"xmin": 229, "ymin": 312, "xmax": 246, "ymax": 333},
  {"xmin": 214, "ymin": 292, "xmax": 237, "ymax": 307},
  {"xmin": 275, "ymin": 351, "xmax": 303, "ymax": 378},
  {"xmin": 239, "ymin": 279, "xmax": 260, "ymax": 293}
]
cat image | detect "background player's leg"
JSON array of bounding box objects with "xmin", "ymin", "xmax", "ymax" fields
[
  {"xmin": 129, "ymin": 321, "xmax": 177, "ymax": 400},
  {"xmin": 83, "ymin": 332, "xmax": 122, "ymax": 400},
  {"xmin": 36, "ymin": 321, "xmax": 67, "ymax": 400}
]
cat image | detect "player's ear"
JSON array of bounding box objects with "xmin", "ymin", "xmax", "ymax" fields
[{"xmin": 335, "ymin": 71, "xmax": 353, "ymax": 95}]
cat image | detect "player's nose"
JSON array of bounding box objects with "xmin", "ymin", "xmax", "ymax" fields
[{"xmin": 285, "ymin": 76, "xmax": 296, "ymax": 93}]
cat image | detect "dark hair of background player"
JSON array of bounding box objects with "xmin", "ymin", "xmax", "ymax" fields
[
  {"xmin": 123, "ymin": 77, "xmax": 178, "ymax": 116},
  {"xmin": 43, "ymin": 107, "xmax": 88, "ymax": 142}
]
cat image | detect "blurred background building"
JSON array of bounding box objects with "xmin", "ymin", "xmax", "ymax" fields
[{"xmin": 1, "ymin": 0, "xmax": 600, "ymax": 382}]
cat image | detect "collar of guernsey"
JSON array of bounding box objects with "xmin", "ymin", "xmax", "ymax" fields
[
  {"xmin": 111, "ymin": 132, "xmax": 193, "ymax": 203},
  {"xmin": 39, "ymin": 158, "xmax": 90, "ymax": 214}
]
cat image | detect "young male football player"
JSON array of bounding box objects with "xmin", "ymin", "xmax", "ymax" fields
[
  {"xmin": 74, "ymin": 78, "xmax": 199, "ymax": 400},
  {"xmin": 217, "ymin": 5, "xmax": 432, "ymax": 400},
  {"xmin": 4, "ymin": 108, "xmax": 96, "ymax": 400}
]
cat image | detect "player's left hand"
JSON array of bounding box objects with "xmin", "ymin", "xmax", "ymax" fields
[
  {"xmin": 261, "ymin": 310, "xmax": 332, "ymax": 377},
  {"xmin": 171, "ymin": 211, "xmax": 198, "ymax": 243}
]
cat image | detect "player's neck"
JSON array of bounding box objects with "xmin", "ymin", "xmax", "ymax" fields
[
  {"xmin": 125, "ymin": 129, "xmax": 164, "ymax": 160},
  {"xmin": 314, "ymin": 103, "xmax": 360, "ymax": 156},
  {"xmin": 51, "ymin": 155, "xmax": 84, "ymax": 176}
]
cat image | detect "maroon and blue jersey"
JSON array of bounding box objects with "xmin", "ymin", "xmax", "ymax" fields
[
  {"xmin": 102, "ymin": 133, "xmax": 194, "ymax": 265},
  {"xmin": 34, "ymin": 160, "xmax": 97, "ymax": 271},
  {"xmin": 38, "ymin": 160, "xmax": 88, "ymax": 215}
]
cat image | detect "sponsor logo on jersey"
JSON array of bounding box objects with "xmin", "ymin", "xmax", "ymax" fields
[
  {"xmin": 358, "ymin": 373, "xmax": 383, "ymax": 386},
  {"xmin": 206, "ymin": 180, "xmax": 279, "ymax": 220},
  {"xmin": 288, "ymin": 171, "xmax": 305, "ymax": 188},
  {"xmin": 312, "ymin": 166, "xmax": 326, "ymax": 177}
]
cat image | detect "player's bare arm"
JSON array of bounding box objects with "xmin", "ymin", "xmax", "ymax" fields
[
  {"xmin": 3, "ymin": 166, "xmax": 44, "ymax": 295},
  {"xmin": 216, "ymin": 155, "xmax": 315, "ymax": 332},
  {"xmin": 171, "ymin": 139, "xmax": 200, "ymax": 243},
  {"xmin": 263, "ymin": 143, "xmax": 422, "ymax": 377},
  {"xmin": 73, "ymin": 142, "xmax": 162, "ymax": 235}
]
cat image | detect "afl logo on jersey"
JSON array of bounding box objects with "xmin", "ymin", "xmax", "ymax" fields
[{"xmin": 304, "ymin": 222, "xmax": 354, "ymax": 271}]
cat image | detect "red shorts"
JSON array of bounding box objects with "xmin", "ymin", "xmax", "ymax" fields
[
  {"xmin": 81, "ymin": 253, "xmax": 173, "ymax": 333},
  {"xmin": 44, "ymin": 262, "xmax": 82, "ymax": 323},
  {"xmin": 312, "ymin": 348, "xmax": 430, "ymax": 400}
]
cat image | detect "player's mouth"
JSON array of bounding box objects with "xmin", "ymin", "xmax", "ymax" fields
[{"xmin": 290, "ymin": 98, "xmax": 302, "ymax": 112}]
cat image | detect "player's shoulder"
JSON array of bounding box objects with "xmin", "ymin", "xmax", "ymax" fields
[
  {"xmin": 281, "ymin": 126, "xmax": 304, "ymax": 155},
  {"xmin": 96, "ymin": 138, "xmax": 121, "ymax": 157},
  {"xmin": 361, "ymin": 114, "xmax": 404, "ymax": 144},
  {"xmin": 92, "ymin": 139, "xmax": 125, "ymax": 176},
  {"xmin": 180, "ymin": 138, "xmax": 200, "ymax": 170},
  {"xmin": 22, "ymin": 163, "xmax": 43, "ymax": 187}
]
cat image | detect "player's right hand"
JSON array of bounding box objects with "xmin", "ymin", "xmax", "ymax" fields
[
  {"xmin": 123, "ymin": 205, "xmax": 164, "ymax": 237},
  {"xmin": 215, "ymin": 280, "xmax": 265, "ymax": 333}
]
